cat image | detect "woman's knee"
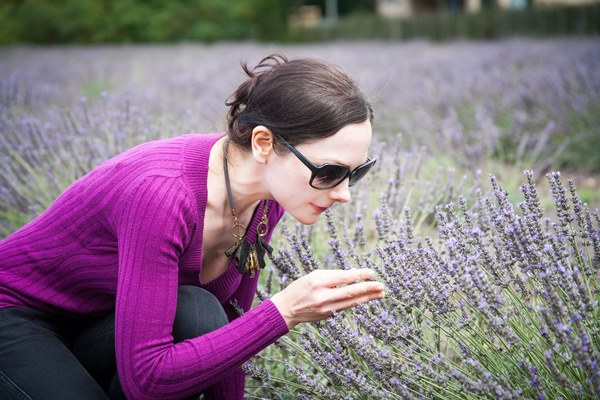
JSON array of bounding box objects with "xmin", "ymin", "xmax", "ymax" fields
[{"xmin": 173, "ymin": 286, "xmax": 229, "ymax": 342}]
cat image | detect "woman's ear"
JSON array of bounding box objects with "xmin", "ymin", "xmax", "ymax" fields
[{"xmin": 251, "ymin": 126, "xmax": 274, "ymax": 164}]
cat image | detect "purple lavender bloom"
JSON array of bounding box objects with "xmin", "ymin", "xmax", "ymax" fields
[{"xmin": 5, "ymin": 40, "xmax": 600, "ymax": 400}]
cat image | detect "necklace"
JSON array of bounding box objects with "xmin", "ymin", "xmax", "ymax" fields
[{"xmin": 222, "ymin": 140, "xmax": 273, "ymax": 278}]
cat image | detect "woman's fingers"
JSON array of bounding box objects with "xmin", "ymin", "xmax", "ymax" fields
[
  {"xmin": 270, "ymin": 268, "xmax": 385, "ymax": 329},
  {"xmin": 309, "ymin": 268, "xmax": 376, "ymax": 288},
  {"xmin": 325, "ymin": 280, "xmax": 385, "ymax": 315},
  {"xmin": 329, "ymin": 280, "xmax": 384, "ymax": 301},
  {"xmin": 329, "ymin": 289, "xmax": 385, "ymax": 315},
  {"xmin": 307, "ymin": 269, "xmax": 385, "ymax": 314}
]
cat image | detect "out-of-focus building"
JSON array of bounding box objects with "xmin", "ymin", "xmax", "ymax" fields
[
  {"xmin": 288, "ymin": 5, "xmax": 322, "ymax": 29},
  {"xmin": 378, "ymin": 0, "xmax": 412, "ymax": 17},
  {"xmin": 376, "ymin": 0, "xmax": 599, "ymax": 16}
]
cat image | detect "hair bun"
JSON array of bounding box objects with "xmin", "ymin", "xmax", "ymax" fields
[
  {"xmin": 226, "ymin": 54, "xmax": 288, "ymax": 132},
  {"xmin": 225, "ymin": 53, "xmax": 372, "ymax": 151}
]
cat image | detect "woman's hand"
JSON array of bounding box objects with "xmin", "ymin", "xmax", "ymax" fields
[{"xmin": 269, "ymin": 268, "xmax": 385, "ymax": 330}]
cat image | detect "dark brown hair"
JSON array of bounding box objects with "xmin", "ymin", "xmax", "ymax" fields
[{"xmin": 225, "ymin": 53, "xmax": 373, "ymax": 152}]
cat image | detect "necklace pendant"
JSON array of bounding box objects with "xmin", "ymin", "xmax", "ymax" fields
[
  {"xmin": 225, "ymin": 241, "xmax": 241, "ymax": 258},
  {"xmin": 223, "ymin": 143, "xmax": 275, "ymax": 279},
  {"xmin": 246, "ymin": 244, "xmax": 259, "ymax": 278},
  {"xmin": 236, "ymin": 241, "xmax": 250, "ymax": 274}
]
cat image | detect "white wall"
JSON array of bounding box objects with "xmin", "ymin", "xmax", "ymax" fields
[
  {"xmin": 377, "ymin": 0, "xmax": 412, "ymax": 17},
  {"xmin": 467, "ymin": 0, "xmax": 482, "ymax": 12}
]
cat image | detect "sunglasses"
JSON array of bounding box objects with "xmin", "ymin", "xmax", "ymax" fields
[{"xmin": 276, "ymin": 134, "xmax": 377, "ymax": 190}]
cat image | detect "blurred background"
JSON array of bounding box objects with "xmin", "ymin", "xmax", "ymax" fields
[
  {"xmin": 2, "ymin": 3, "xmax": 600, "ymax": 398},
  {"xmin": 0, "ymin": 0, "xmax": 599, "ymax": 44},
  {"xmin": 1, "ymin": 1, "xmax": 599, "ymax": 236}
]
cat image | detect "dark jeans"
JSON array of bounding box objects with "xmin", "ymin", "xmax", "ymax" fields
[{"xmin": 0, "ymin": 286, "xmax": 229, "ymax": 400}]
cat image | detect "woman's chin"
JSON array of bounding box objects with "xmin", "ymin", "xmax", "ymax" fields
[{"xmin": 291, "ymin": 211, "xmax": 321, "ymax": 225}]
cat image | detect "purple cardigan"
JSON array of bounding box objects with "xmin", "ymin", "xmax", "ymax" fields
[{"xmin": 0, "ymin": 133, "xmax": 289, "ymax": 400}]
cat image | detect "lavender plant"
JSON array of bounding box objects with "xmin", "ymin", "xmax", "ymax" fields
[
  {"xmin": 2, "ymin": 40, "xmax": 599, "ymax": 236},
  {"xmin": 248, "ymin": 169, "xmax": 600, "ymax": 399},
  {"xmin": 1, "ymin": 40, "xmax": 599, "ymax": 398}
]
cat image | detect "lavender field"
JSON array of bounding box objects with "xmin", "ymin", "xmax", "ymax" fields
[{"xmin": 1, "ymin": 39, "xmax": 600, "ymax": 399}]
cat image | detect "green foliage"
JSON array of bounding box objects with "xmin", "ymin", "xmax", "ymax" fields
[
  {"xmin": 555, "ymin": 102, "xmax": 600, "ymax": 173},
  {"xmin": 0, "ymin": 2, "xmax": 19, "ymax": 44},
  {"xmin": 487, "ymin": 98, "xmax": 600, "ymax": 174},
  {"xmin": 0, "ymin": 0, "xmax": 290, "ymax": 44},
  {"xmin": 2, "ymin": 1, "xmax": 599, "ymax": 44},
  {"xmin": 6, "ymin": 0, "xmax": 103, "ymax": 43}
]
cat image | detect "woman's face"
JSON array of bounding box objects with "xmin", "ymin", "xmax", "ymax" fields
[{"xmin": 266, "ymin": 120, "xmax": 373, "ymax": 225}]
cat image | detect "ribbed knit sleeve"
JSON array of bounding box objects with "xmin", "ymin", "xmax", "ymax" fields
[{"xmin": 114, "ymin": 178, "xmax": 288, "ymax": 400}]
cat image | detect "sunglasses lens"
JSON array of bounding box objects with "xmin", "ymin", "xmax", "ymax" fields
[
  {"xmin": 348, "ymin": 159, "xmax": 376, "ymax": 186},
  {"xmin": 312, "ymin": 165, "xmax": 349, "ymax": 189}
]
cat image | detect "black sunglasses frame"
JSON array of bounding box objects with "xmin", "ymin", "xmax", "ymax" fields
[{"xmin": 275, "ymin": 134, "xmax": 377, "ymax": 190}]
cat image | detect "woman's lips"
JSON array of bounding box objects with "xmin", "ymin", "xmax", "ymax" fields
[{"xmin": 310, "ymin": 203, "xmax": 328, "ymax": 213}]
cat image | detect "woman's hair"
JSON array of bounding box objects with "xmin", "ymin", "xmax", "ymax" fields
[{"xmin": 225, "ymin": 53, "xmax": 373, "ymax": 152}]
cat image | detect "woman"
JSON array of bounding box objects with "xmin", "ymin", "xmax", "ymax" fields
[{"xmin": 0, "ymin": 54, "xmax": 385, "ymax": 400}]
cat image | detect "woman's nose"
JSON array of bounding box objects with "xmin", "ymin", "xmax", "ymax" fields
[{"xmin": 329, "ymin": 179, "xmax": 351, "ymax": 203}]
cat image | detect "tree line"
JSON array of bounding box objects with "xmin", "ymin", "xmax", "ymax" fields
[{"xmin": 0, "ymin": 0, "xmax": 375, "ymax": 44}]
